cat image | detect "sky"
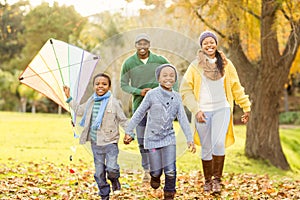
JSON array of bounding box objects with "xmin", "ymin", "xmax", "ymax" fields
[{"xmin": 6, "ymin": 0, "xmax": 151, "ymax": 17}]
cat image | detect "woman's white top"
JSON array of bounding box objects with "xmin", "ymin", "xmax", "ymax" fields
[{"xmin": 199, "ymin": 74, "xmax": 230, "ymax": 112}]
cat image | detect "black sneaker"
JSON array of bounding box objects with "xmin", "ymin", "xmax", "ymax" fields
[
  {"xmin": 112, "ymin": 178, "xmax": 121, "ymax": 192},
  {"xmin": 150, "ymin": 176, "xmax": 160, "ymax": 189}
]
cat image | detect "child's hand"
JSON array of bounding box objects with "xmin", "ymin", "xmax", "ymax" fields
[
  {"xmin": 187, "ymin": 142, "xmax": 196, "ymax": 153},
  {"xmin": 123, "ymin": 134, "xmax": 133, "ymax": 145},
  {"xmin": 63, "ymin": 86, "xmax": 70, "ymax": 98}
]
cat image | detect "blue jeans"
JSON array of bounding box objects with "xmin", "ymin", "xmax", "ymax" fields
[
  {"xmin": 195, "ymin": 107, "xmax": 230, "ymax": 160},
  {"xmin": 91, "ymin": 142, "xmax": 120, "ymax": 198},
  {"xmin": 136, "ymin": 115, "xmax": 150, "ymax": 171},
  {"xmin": 149, "ymin": 145, "xmax": 176, "ymax": 193}
]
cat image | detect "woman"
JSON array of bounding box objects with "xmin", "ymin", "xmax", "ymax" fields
[{"xmin": 180, "ymin": 31, "xmax": 251, "ymax": 194}]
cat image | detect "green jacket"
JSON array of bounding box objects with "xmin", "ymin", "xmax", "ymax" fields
[{"xmin": 120, "ymin": 51, "xmax": 169, "ymax": 111}]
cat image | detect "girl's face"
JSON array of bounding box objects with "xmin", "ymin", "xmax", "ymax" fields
[
  {"xmin": 158, "ymin": 67, "xmax": 176, "ymax": 91},
  {"xmin": 93, "ymin": 76, "xmax": 110, "ymax": 96},
  {"xmin": 201, "ymin": 37, "xmax": 217, "ymax": 58}
]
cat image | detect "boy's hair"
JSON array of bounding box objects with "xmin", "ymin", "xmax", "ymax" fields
[{"xmin": 93, "ymin": 73, "xmax": 111, "ymax": 87}]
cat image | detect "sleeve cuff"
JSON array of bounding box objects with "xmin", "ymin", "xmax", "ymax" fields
[
  {"xmin": 66, "ymin": 97, "xmax": 73, "ymax": 103},
  {"xmin": 128, "ymin": 132, "xmax": 135, "ymax": 140}
]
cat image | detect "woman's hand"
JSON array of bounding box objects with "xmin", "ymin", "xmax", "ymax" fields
[
  {"xmin": 241, "ymin": 112, "xmax": 250, "ymax": 123},
  {"xmin": 196, "ymin": 111, "xmax": 206, "ymax": 123},
  {"xmin": 63, "ymin": 86, "xmax": 70, "ymax": 98},
  {"xmin": 188, "ymin": 142, "xmax": 196, "ymax": 153}
]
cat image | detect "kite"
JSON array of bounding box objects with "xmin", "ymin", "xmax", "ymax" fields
[{"xmin": 19, "ymin": 38, "xmax": 100, "ymax": 128}]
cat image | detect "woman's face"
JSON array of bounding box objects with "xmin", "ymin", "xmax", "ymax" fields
[
  {"xmin": 93, "ymin": 76, "xmax": 110, "ymax": 96},
  {"xmin": 201, "ymin": 37, "xmax": 217, "ymax": 58}
]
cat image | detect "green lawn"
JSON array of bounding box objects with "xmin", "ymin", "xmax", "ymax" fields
[{"xmin": 1, "ymin": 111, "xmax": 299, "ymax": 180}]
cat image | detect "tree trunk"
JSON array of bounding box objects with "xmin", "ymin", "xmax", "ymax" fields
[
  {"xmin": 58, "ymin": 105, "xmax": 62, "ymax": 115},
  {"xmin": 246, "ymin": 69, "xmax": 290, "ymax": 170},
  {"xmin": 20, "ymin": 97, "xmax": 27, "ymax": 113},
  {"xmin": 245, "ymin": 0, "xmax": 290, "ymax": 170},
  {"xmin": 283, "ymin": 89, "xmax": 289, "ymax": 112},
  {"xmin": 31, "ymin": 103, "xmax": 36, "ymax": 113}
]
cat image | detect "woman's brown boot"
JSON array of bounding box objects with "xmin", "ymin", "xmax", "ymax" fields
[
  {"xmin": 201, "ymin": 159, "xmax": 213, "ymax": 192},
  {"xmin": 212, "ymin": 155, "xmax": 225, "ymax": 194}
]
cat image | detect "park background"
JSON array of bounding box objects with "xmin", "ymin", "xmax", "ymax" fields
[{"xmin": 0, "ymin": 0, "xmax": 300, "ymax": 199}]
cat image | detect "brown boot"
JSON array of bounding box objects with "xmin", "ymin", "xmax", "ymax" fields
[
  {"xmin": 201, "ymin": 159, "xmax": 213, "ymax": 192},
  {"xmin": 150, "ymin": 176, "xmax": 161, "ymax": 189},
  {"xmin": 164, "ymin": 191, "xmax": 175, "ymax": 200},
  {"xmin": 212, "ymin": 155, "xmax": 225, "ymax": 194}
]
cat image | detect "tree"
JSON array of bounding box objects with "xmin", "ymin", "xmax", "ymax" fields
[
  {"xmin": 16, "ymin": 2, "xmax": 87, "ymax": 71},
  {"xmin": 0, "ymin": 0, "xmax": 28, "ymax": 71},
  {"xmin": 173, "ymin": 0, "xmax": 299, "ymax": 169}
]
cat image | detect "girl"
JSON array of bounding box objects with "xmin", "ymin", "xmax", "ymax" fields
[
  {"xmin": 63, "ymin": 73, "xmax": 128, "ymax": 200},
  {"xmin": 180, "ymin": 31, "xmax": 251, "ymax": 194},
  {"xmin": 124, "ymin": 64, "xmax": 196, "ymax": 200}
]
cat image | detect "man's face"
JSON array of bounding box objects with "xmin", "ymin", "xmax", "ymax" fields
[{"xmin": 135, "ymin": 39, "xmax": 150, "ymax": 58}]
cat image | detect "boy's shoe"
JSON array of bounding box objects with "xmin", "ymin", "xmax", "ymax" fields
[
  {"xmin": 112, "ymin": 179, "xmax": 121, "ymax": 192},
  {"xmin": 150, "ymin": 176, "xmax": 161, "ymax": 189}
]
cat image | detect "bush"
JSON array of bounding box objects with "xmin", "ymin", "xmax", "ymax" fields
[{"xmin": 279, "ymin": 111, "xmax": 300, "ymax": 125}]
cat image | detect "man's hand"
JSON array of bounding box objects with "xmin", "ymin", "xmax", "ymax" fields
[{"xmin": 140, "ymin": 88, "xmax": 151, "ymax": 97}]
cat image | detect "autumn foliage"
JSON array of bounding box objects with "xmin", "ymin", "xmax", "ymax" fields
[{"xmin": 1, "ymin": 159, "xmax": 299, "ymax": 199}]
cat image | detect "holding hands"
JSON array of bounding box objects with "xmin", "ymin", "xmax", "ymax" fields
[{"xmin": 123, "ymin": 134, "xmax": 134, "ymax": 145}]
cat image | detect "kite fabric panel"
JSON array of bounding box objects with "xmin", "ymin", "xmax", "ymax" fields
[{"xmin": 19, "ymin": 38, "xmax": 100, "ymax": 113}]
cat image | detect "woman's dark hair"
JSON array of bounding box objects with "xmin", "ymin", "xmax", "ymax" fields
[
  {"xmin": 215, "ymin": 50, "xmax": 224, "ymax": 76},
  {"xmin": 93, "ymin": 73, "xmax": 111, "ymax": 87}
]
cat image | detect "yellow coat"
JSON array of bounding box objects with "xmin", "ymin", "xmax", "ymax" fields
[{"xmin": 179, "ymin": 58, "xmax": 251, "ymax": 147}]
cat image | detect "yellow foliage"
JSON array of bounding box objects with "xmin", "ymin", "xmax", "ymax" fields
[{"xmin": 290, "ymin": 49, "xmax": 300, "ymax": 74}]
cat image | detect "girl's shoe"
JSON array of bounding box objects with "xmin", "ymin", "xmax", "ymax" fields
[
  {"xmin": 164, "ymin": 191, "xmax": 175, "ymax": 200},
  {"xmin": 150, "ymin": 176, "xmax": 161, "ymax": 189}
]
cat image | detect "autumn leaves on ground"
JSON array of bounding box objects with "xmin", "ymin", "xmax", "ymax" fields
[
  {"xmin": 0, "ymin": 112, "xmax": 299, "ymax": 199},
  {"xmin": 1, "ymin": 159, "xmax": 299, "ymax": 200}
]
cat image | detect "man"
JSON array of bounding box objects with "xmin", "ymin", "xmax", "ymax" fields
[{"xmin": 120, "ymin": 33, "xmax": 169, "ymax": 182}]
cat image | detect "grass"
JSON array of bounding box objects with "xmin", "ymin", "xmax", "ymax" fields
[{"xmin": 1, "ymin": 111, "xmax": 299, "ymax": 180}]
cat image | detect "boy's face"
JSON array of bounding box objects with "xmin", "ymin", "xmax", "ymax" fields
[
  {"xmin": 158, "ymin": 67, "xmax": 176, "ymax": 91},
  {"xmin": 94, "ymin": 76, "xmax": 110, "ymax": 96}
]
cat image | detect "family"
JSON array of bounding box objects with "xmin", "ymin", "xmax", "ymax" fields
[{"xmin": 63, "ymin": 31, "xmax": 251, "ymax": 200}]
